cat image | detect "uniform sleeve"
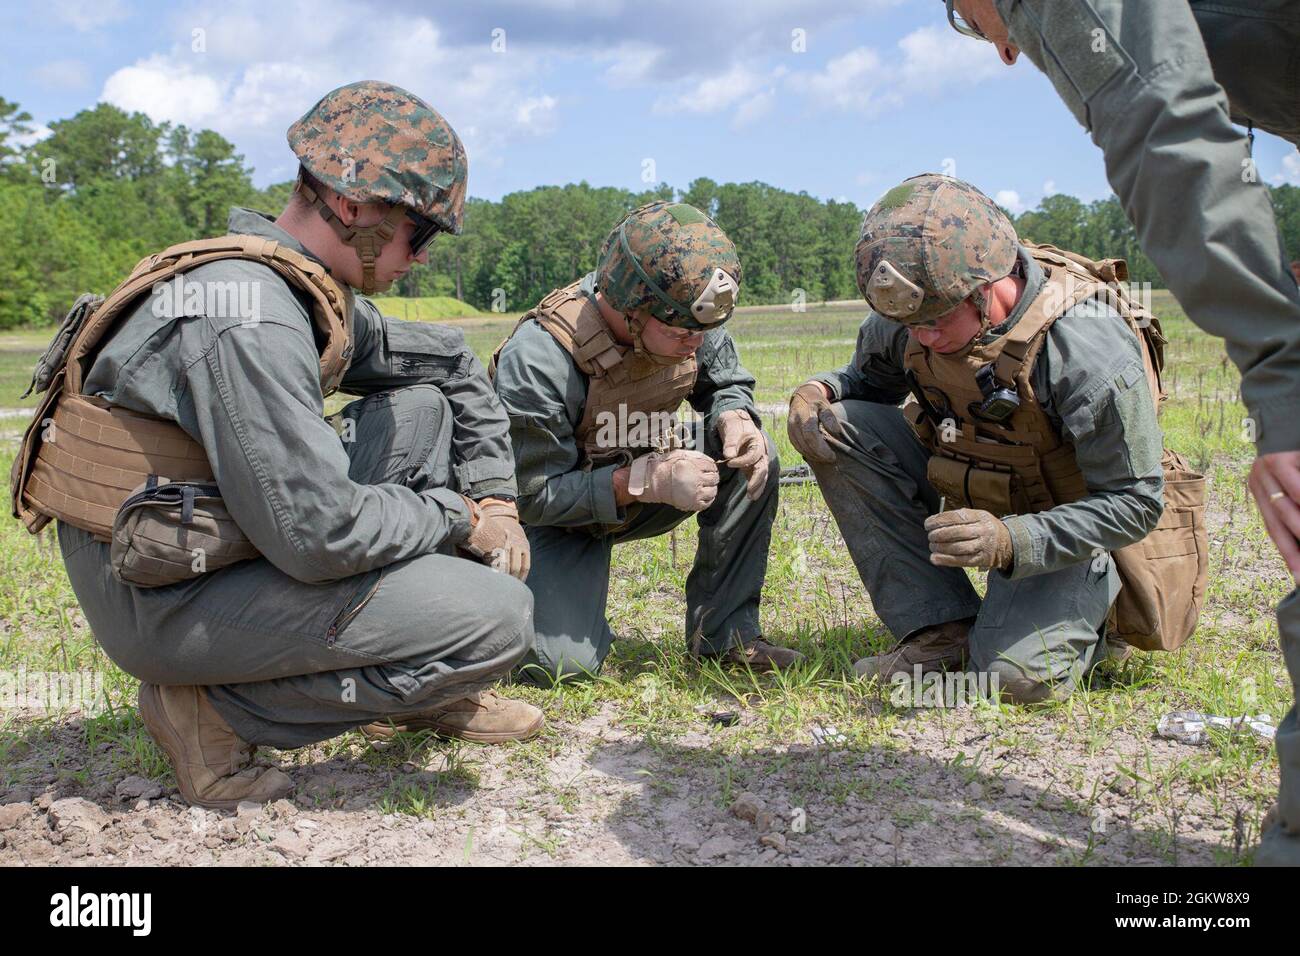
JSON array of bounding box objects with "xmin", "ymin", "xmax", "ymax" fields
[
  {"xmin": 341, "ymin": 298, "xmax": 517, "ymax": 498},
  {"xmin": 812, "ymin": 314, "xmax": 912, "ymax": 405},
  {"xmin": 179, "ymin": 294, "xmax": 474, "ymax": 585},
  {"xmin": 997, "ymin": 0, "xmax": 1300, "ymax": 454},
  {"xmin": 688, "ymin": 329, "xmax": 759, "ymax": 428},
  {"xmin": 492, "ymin": 322, "xmax": 624, "ymax": 528},
  {"xmin": 1001, "ymin": 304, "xmax": 1165, "ymax": 579}
]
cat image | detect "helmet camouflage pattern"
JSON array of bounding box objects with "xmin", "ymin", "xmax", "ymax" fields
[
  {"xmin": 287, "ymin": 80, "xmax": 468, "ymax": 235},
  {"xmin": 854, "ymin": 173, "xmax": 1018, "ymax": 326},
  {"xmin": 597, "ymin": 201, "xmax": 742, "ymax": 330}
]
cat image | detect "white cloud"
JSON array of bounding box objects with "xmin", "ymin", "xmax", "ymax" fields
[
  {"xmin": 786, "ymin": 47, "xmax": 891, "ymax": 115},
  {"xmin": 1271, "ymin": 151, "xmax": 1300, "ymax": 186},
  {"xmin": 599, "ymin": 43, "xmax": 664, "ymax": 88},
  {"xmin": 514, "ymin": 95, "xmax": 559, "ymax": 135},
  {"xmin": 101, "ymin": 54, "xmax": 227, "ymax": 127},
  {"xmin": 11, "ymin": 123, "xmax": 53, "ymax": 149},
  {"xmin": 783, "ymin": 25, "xmax": 1004, "ymax": 118},
  {"xmin": 896, "ymin": 25, "xmax": 1004, "ymax": 95},
  {"xmin": 995, "ymin": 189, "xmax": 1025, "ymax": 214},
  {"xmin": 733, "ymin": 89, "xmax": 775, "ymax": 129},
  {"xmin": 1042, "ymin": 179, "xmax": 1057, "ymax": 196},
  {"xmin": 96, "ymin": 0, "xmax": 561, "ymax": 174},
  {"xmin": 52, "ymin": 0, "xmax": 129, "ymax": 31},
  {"xmin": 654, "ymin": 64, "xmax": 766, "ymax": 115}
]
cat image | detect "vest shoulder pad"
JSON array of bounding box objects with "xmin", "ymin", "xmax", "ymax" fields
[{"xmin": 533, "ymin": 282, "xmax": 624, "ymax": 378}]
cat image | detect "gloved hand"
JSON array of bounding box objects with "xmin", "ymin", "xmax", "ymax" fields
[
  {"xmin": 787, "ymin": 381, "xmax": 840, "ymax": 464},
  {"xmin": 924, "ymin": 508, "xmax": 1014, "ymax": 570},
  {"xmin": 628, "ymin": 448, "xmax": 719, "ymax": 512},
  {"xmin": 716, "ymin": 409, "xmax": 769, "ymax": 500},
  {"xmin": 460, "ymin": 496, "xmax": 530, "ymax": 581}
]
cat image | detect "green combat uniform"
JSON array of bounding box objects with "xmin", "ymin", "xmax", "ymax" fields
[
  {"xmin": 12, "ymin": 83, "xmax": 539, "ymax": 778},
  {"xmin": 57, "ymin": 209, "xmax": 531, "ymax": 748},
  {"xmin": 811, "ymin": 245, "xmax": 1163, "ymax": 697},
  {"xmin": 988, "ymin": 0, "xmax": 1300, "ymax": 869},
  {"xmin": 792, "ymin": 174, "xmax": 1169, "ymax": 702},
  {"xmin": 493, "ymin": 272, "xmax": 778, "ymax": 682}
]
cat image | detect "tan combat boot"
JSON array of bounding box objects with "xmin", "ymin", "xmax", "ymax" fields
[
  {"xmin": 723, "ymin": 638, "xmax": 805, "ymax": 671},
  {"xmin": 853, "ymin": 618, "xmax": 974, "ymax": 681},
  {"xmin": 361, "ymin": 689, "xmax": 543, "ymax": 743},
  {"xmin": 138, "ymin": 683, "xmax": 294, "ymax": 810}
]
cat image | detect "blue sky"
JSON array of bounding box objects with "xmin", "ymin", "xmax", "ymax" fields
[{"xmin": 4, "ymin": 0, "xmax": 1298, "ymax": 212}]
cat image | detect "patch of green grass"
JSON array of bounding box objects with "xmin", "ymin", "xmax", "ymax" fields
[
  {"xmin": 369, "ymin": 295, "xmax": 482, "ymax": 321},
  {"xmin": 0, "ymin": 291, "xmax": 1288, "ymax": 864}
]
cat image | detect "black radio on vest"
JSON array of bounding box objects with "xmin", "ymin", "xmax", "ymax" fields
[{"xmin": 972, "ymin": 363, "xmax": 1020, "ymax": 423}]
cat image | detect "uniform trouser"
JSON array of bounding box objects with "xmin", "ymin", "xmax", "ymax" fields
[
  {"xmin": 57, "ymin": 385, "xmax": 534, "ymax": 749},
  {"xmin": 1257, "ymin": 590, "xmax": 1300, "ymax": 865},
  {"xmin": 517, "ymin": 424, "xmax": 780, "ymax": 685},
  {"xmin": 809, "ymin": 400, "xmax": 1119, "ymax": 701}
]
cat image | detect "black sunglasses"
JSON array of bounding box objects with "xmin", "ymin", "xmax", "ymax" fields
[{"xmin": 405, "ymin": 210, "xmax": 444, "ymax": 257}]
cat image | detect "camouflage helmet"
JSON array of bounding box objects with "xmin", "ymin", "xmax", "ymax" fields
[
  {"xmin": 854, "ymin": 173, "xmax": 1018, "ymax": 326},
  {"xmin": 597, "ymin": 201, "xmax": 742, "ymax": 331},
  {"xmin": 287, "ymin": 80, "xmax": 468, "ymax": 234}
]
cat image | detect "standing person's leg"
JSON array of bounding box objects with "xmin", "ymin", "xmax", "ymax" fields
[
  {"xmin": 807, "ymin": 400, "xmax": 981, "ymax": 671},
  {"xmin": 1258, "ymin": 589, "xmax": 1300, "ymax": 865}
]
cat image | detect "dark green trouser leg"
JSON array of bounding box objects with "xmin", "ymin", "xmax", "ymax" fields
[
  {"xmin": 808, "ymin": 400, "xmax": 981, "ymax": 638},
  {"xmin": 970, "ymin": 557, "xmax": 1118, "ymax": 702},
  {"xmin": 810, "ymin": 399, "xmax": 1116, "ymax": 701},
  {"xmin": 1257, "ymin": 588, "xmax": 1300, "ymax": 865},
  {"xmin": 59, "ymin": 386, "xmax": 533, "ymax": 749},
  {"xmin": 518, "ymin": 426, "xmax": 779, "ymax": 685}
]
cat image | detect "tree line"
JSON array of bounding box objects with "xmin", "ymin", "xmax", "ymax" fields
[{"xmin": 2, "ymin": 97, "xmax": 1298, "ymax": 329}]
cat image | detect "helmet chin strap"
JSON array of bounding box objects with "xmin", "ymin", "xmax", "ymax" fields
[
  {"xmin": 296, "ymin": 175, "xmax": 407, "ymax": 295},
  {"xmin": 624, "ymin": 313, "xmax": 688, "ymax": 366}
]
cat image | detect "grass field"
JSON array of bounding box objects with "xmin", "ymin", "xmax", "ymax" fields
[
  {"xmin": 368, "ymin": 295, "xmax": 481, "ymax": 322},
  {"xmin": 0, "ymin": 292, "xmax": 1290, "ymax": 866}
]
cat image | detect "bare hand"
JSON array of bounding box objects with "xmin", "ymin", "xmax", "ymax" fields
[{"xmin": 1249, "ymin": 451, "xmax": 1300, "ymax": 583}]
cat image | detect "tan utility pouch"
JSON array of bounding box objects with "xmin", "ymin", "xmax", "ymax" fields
[
  {"xmin": 1110, "ymin": 449, "xmax": 1209, "ymax": 651},
  {"xmin": 111, "ymin": 478, "xmax": 257, "ymax": 588},
  {"xmin": 926, "ymin": 454, "xmax": 1026, "ymax": 516},
  {"xmin": 926, "ymin": 455, "xmax": 972, "ymax": 510}
]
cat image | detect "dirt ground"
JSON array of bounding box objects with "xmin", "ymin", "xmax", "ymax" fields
[{"xmin": 0, "ymin": 690, "xmax": 1264, "ymax": 867}]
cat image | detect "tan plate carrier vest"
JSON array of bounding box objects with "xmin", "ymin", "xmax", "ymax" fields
[
  {"xmin": 10, "ymin": 234, "xmax": 354, "ymax": 542},
  {"xmin": 490, "ymin": 281, "xmax": 699, "ymax": 466},
  {"xmin": 903, "ymin": 243, "xmax": 1208, "ymax": 652}
]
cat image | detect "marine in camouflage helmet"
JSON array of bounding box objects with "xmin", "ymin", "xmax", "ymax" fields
[
  {"xmin": 286, "ymin": 80, "xmax": 469, "ymax": 293},
  {"xmin": 597, "ymin": 202, "xmax": 742, "ymax": 342},
  {"xmin": 854, "ymin": 173, "xmax": 1018, "ymax": 329}
]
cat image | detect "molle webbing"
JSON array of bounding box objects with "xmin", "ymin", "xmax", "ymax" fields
[
  {"xmin": 903, "ymin": 246, "xmax": 1160, "ymax": 515},
  {"xmin": 24, "ymin": 395, "xmax": 215, "ymax": 539},
  {"xmin": 491, "ymin": 282, "xmax": 699, "ymax": 464},
  {"xmin": 12, "ymin": 234, "xmax": 354, "ymax": 540}
]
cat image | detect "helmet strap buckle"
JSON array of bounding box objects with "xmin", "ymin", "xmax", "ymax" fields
[{"xmin": 296, "ymin": 174, "xmax": 407, "ymax": 295}]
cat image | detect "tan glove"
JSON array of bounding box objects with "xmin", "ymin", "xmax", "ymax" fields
[
  {"xmin": 716, "ymin": 410, "xmax": 769, "ymax": 500},
  {"xmin": 787, "ymin": 382, "xmax": 840, "ymax": 464},
  {"xmin": 924, "ymin": 508, "xmax": 1014, "ymax": 570},
  {"xmin": 628, "ymin": 449, "xmax": 719, "ymax": 512},
  {"xmin": 460, "ymin": 496, "xmax": 531, "ymax": 581}
]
